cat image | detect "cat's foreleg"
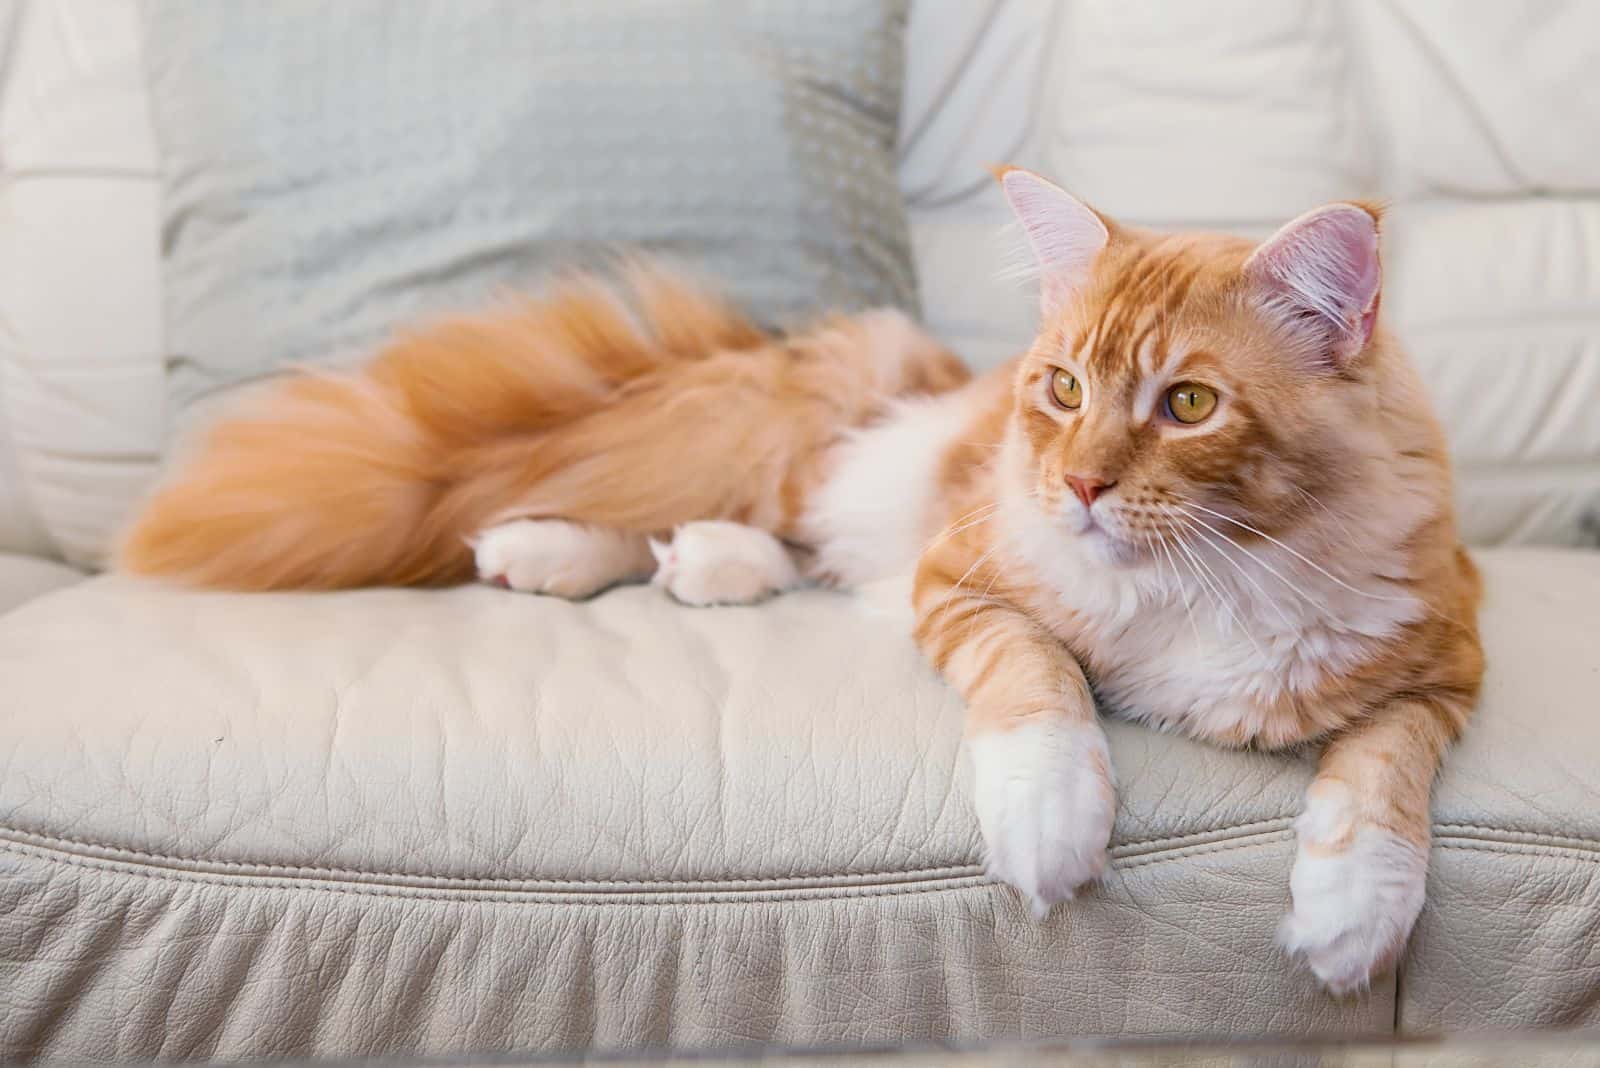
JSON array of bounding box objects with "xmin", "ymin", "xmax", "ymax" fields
[
  {"xmin": 913, "ymin": 545, "xmax": 1116, "ymax": 919},
  {"xmin": 1280, "ymin": 693, "xmax": 1467, "ymax": 994}
]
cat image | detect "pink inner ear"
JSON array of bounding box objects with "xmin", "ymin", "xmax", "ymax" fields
[
  {"xmin": 1248, "ymin": 204, "xmax": 1381, "ymax": 364},
  {"xmin": 1000, "ymin": 169, "xmax": 1109, "ymax": 311}
]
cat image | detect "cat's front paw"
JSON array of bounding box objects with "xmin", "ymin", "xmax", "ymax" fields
[
  {"xmin": 968, "ymin": 716, "xmax": 1116, "ymax": 920},
  {"xmin": 1278, "ymin": 783, "xmax": 1427, "ymax": 995}
]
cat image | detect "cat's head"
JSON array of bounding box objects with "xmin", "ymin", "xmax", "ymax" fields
[{"xmin": 997, "ymin": 167, "xmax": 1388, "ymax": 564}]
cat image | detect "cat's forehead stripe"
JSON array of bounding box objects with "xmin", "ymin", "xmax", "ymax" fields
[{"xmin": 1080, "ymin": 248, "xmax": 1205, "ymax": 377}]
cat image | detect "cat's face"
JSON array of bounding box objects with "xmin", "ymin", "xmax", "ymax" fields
[{"xmin": 999, "ymin": 169, "xmax": 1383, "ymax": 564}]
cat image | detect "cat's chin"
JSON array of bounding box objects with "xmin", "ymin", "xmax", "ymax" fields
[{"xmin": 1064, "ymin": 522, "xmax": 1140, "ymax": 568}]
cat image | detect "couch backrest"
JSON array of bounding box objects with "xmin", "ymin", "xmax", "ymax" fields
[
  {"xmin": 0, "ymin": 0, "xmax": 163, "ymax": 566},
  {"xmin": 3, "ymin": 0, "xmax": 1597, "ymax": 567}
]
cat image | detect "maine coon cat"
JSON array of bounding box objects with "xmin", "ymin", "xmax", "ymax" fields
[{"xmin": 122, "ymin": 168, "xmax": 1484, "ymax": 994}]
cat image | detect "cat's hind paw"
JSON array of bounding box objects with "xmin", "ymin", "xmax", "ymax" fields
[
  {"xmin": 472, "ymin": 519, "xmax": 652, "ymax": 599},
  {"xmin": 650, "ymin": 521, "xmax": 800, "ymax": 606}
]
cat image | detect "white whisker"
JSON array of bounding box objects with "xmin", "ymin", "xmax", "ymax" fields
[
  {"xmin": 960, "ymin": 544, "xmax": 1015, "ymax": 647},
  {"xmin": 1294, "ymin": 485, "xmax": 1360, "ymax": 546},
  {"xmin": 1174, "ymin": 512, "xmax": 1299, "ymax": 632},
  {"xmin": 927, "ymin": 542, "xmax": 1003, "ymax": 627},
  {"xmin": 1159, "ymin": 533, "xmax": 1203, "ymax": 645},
  {"xmin": 951, "ymin": 490, "xmax": 1049, "ymax": 643},
  {"xmin": 1174, "ymin": 504, "xmax": 1329, "ymax": 612},
  {"xmin": 1142, "ymin": 530, "xmax": 1163, "ymax": 589},
  {"xmin": 925, "ymin": 502, "xmax": 1002, "ymax": 550},
  {"xmin": 1177, "ymin": 501, "xmax": 1413, "ymax": 604},
  {"xmin": 1170, "ymin": 522, "xmax": 1262, "ymax": 655}
]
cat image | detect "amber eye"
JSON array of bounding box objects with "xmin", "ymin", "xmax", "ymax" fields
[
  {"xmin": 1049, "ymin": 369, "xmax": 1083, "ymax": 410},
  {"xmin": 1166, "ymin": 383, "xmax": 1218, "ymax": 424}
]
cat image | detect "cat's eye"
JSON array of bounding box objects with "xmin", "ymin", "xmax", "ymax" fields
[
  {"xmin": 1166, "ymin": 383, "xmax": 1218, "ymax": 424},
  {"xmin": 1049, "ymin": 369, "xmax": 1083, "ymax": 410}
]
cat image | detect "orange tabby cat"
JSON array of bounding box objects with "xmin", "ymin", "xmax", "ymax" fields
[{"xmin": 122, "ymin": 170, "xmax": 1483, "ymax": 994}]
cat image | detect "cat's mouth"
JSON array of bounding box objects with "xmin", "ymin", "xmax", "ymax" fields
[
  {"xmin": 1060, "ymin": 500, "xmax": 1177, "ymax": 568},
  {"xmin": 1029, "ymin": 486, "xmax": 1151, "ymax": 564},
  {"xmin": 1061, "ymin": 501, "xmax": 1137, "ymax": 559}
]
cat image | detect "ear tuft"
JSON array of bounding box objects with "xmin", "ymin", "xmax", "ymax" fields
[
  {"xmin": 1246, "ymin": 203, "xmax": 1382, "ymax": 368},
  {"xmin": 997, "ymin": 167, "xmax": 1111, "ymax": 314}
]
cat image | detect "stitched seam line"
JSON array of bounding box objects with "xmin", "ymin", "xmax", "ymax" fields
[
  {"xmin": 1435, "ymin": 840, "xmax": 1600, "ymax": 866},
  {"xmin": 1114, "ymin": 829, "xmax": 1294, "ymax": 871},
  {"xmin": 0, "ymin": 834, "xmax": 1292, "ymax": 905},
  {"xmin": 0, "ymin": 839, "xmax": 986, "ymax": 905},
  {"xmin": 1433, "ymin": 824, "xmax": 1600, "ymax": 854},
  {"xmin": 1113, "ymin": 817, "xmax": 1294, "ymax": 858},
  {"xmin": 0, "ymin": 824, "xmax": 978, "ymax": 888},
  {"xmin": 0, "ymin": 818, "xmax": 1299, "ymax": 890},
  {"xmin": 8, "ymin": 838, "xmax": 1594, "ymax": 908},
  {"xmin": 3, "ymin": 820, "xmax": 1587, "ymax": 892}
]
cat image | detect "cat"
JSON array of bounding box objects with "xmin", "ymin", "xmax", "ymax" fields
[{"xmin": 121, "ymin": 169, "xmax": 1484, "ymax": 995}]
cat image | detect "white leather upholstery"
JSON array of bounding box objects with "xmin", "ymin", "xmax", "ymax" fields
[{"xmin": 2, "ymin": 549, "xmax": 1597, "ymax": 1060}]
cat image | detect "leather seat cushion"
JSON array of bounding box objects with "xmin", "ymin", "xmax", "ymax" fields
[{"xmin": 1, "ymin": 548, "xmax": 1596, "ymax": 1058}]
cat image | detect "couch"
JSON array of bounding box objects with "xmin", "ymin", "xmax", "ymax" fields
[{"xmin": 2, "ymin": 1, "xmax": 1598, "ymax": 1061}]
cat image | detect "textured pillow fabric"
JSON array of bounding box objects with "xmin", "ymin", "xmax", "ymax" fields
[{"xmin": 140, "ymin": 0, "xmax": 917, "ymax": 426}]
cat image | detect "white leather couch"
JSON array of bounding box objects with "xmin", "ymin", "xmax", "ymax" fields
[{"xmin": 2, "ymin": 1, "xmax": 1598, "ymax": 1061}]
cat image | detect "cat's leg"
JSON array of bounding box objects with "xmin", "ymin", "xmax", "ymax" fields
[
  {"xmin": 913, "ymin": 541, "xmax": 1116, "ymax": 919},
  {"xmin": 1280, "ymin": 693, "xmax": 1468, "ymax": 994},
  {"xmin": 473, "ymin": 518, "xmax": 654, "ymax": 599},
  {"xmin": 650, "ymin": 520, "xmax": 801, "ymax": 606}
]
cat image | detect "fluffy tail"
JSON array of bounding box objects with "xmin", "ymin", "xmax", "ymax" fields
[
  {"xmin": 118, "ymin": 265, "xmax": 769, "ymax": 590},
  {"xmin": 119, "ymin": 264, "xmax": 968, "ymax": 591}
]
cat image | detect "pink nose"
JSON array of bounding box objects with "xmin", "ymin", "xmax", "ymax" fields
[{"xmin": 1065, "ymin": 475, "xmax": 1114, "ymax": 509}]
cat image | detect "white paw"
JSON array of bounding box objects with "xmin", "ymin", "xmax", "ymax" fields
[
  {"xmin": 649, "ymin": 521, "xmax": 800, "ymax": 606},
  {"xmin": 968, "ymin": 717, "xmax": 1116, "ymax": 920},
  {"xmin": 1278, "ymin": 784, "xmax": 1427, "ymax": 995},
  {"xmin": 472, "ymin": 519, "xmax": 650, "ymax": 599}
]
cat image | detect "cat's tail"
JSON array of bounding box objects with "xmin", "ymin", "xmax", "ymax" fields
[{"xmin": 117, "ymin": 264, "xmax": 774, "ymax": 590}]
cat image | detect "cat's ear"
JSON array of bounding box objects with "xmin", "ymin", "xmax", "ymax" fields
[
  {"xmin": 997, "ymin": 167, "xmax": 1110, "ymax": 314},
  {"xmin": 1246, "ymin": 202, "xmax": 1382, "ymax": 369}
]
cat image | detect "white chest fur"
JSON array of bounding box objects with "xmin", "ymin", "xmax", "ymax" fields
[
  {"xmin": 997, "ymin": 486, "xmax": 1424, "ymax": 745},
  {"xmin": 802, "ymin": 386, "xmax": 981, "ymax": 587}
]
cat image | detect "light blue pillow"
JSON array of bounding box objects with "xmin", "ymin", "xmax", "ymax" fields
[{"xmin": 141, "ymin": 1, "xmax": 918, "ymax": 425}]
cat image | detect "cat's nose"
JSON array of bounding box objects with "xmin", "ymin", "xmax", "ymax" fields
[{"xmin": 1065, "ymin": 475, "xmax": 1115, "ymax": 509}]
